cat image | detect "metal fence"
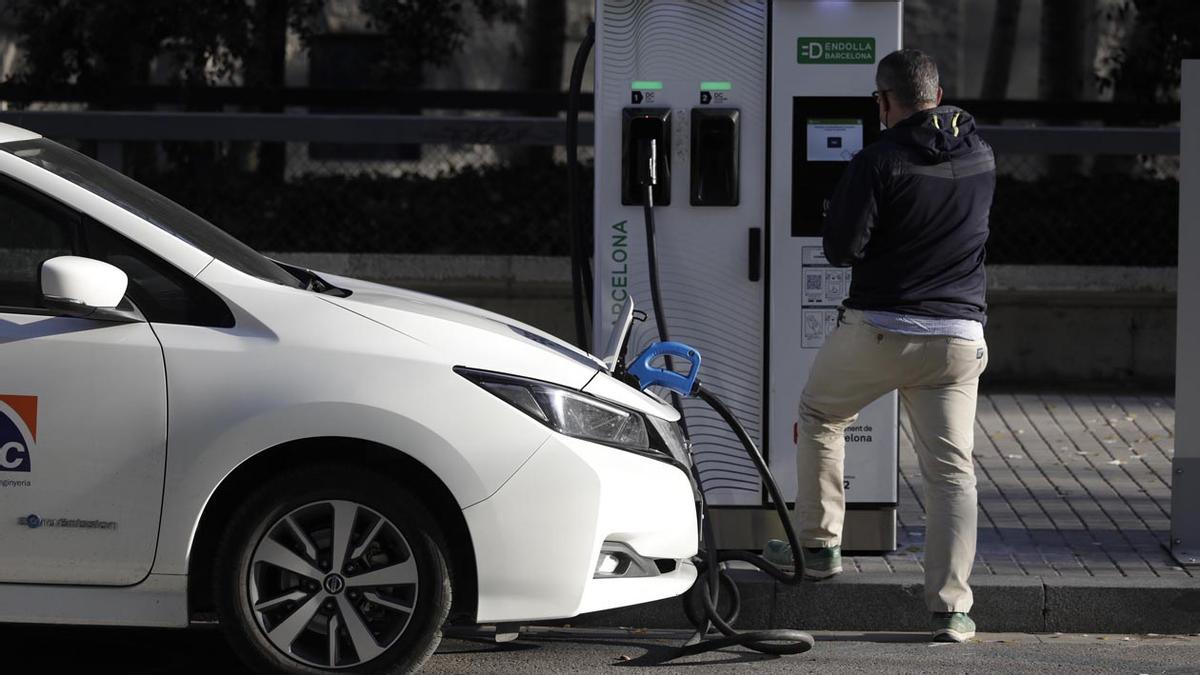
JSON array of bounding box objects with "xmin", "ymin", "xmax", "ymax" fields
[{"xmin": 0, "ymin": 110, "xmax": 1180, "ymax": 265}]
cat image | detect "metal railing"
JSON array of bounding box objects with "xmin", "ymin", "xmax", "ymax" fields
[{"xmin": 0, "ymin": 110, "xmax": 1180, "ymax": 154}]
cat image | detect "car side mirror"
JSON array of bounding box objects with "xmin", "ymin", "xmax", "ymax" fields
[{"xmin": 40, "ymin": 256, "xmax": 139, "ymax": 322}]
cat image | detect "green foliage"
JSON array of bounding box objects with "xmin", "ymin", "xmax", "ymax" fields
[
  {"xmin": 1098, "ymin": 0, "xmax": 1200, "ymax": 102},
  {"xmin": 6, "ymin": 2, "xmax": 252, "ymax": 90},
  {"xmin": 5, "ymin": 0, "xmax": 521, "ymax": 92},
  {"xmin": 356, "ymin": 0, "xmax": 521, "ymax": 85}
]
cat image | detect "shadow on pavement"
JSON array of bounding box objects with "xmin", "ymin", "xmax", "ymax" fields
[
  {"xmin": 522, "ymin": 629, "xmax": 782, "ymax": 668},
  {"xmin": 0, "ymin": 624, "xmax": 249, "ymax": 673},
  {"xmin": 441, "ymin": 625, "xmax": 783, "ymax": 668},
  {"xmin": 437, "ymin": 628, "xmax": 541, "ymax": 655}
]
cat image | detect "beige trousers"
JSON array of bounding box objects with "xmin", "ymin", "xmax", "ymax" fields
[{"xmin": 795, "ymin": 308, "xmax": 987, "ymax": 613}]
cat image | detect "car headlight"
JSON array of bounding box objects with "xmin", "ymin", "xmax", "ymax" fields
[
  {"xmin": 646, "ymin": 415, "xmax": 692, "ymax": 469},
  {"xmin": 456, "ymin": 368, "xmax": 650, "ymax": 451}
]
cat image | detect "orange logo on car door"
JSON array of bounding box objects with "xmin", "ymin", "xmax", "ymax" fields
[{"xmin": 0, "ymin": 395, "xmax": 37, "ymax": 472}]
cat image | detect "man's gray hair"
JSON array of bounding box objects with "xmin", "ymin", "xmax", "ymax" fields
[{"xmin": 876, "ymin": 49, "xmax": 940, "ymax": 108}]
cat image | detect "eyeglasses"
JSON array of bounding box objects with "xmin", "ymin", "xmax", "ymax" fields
[{"xmin": 872, "ymin": 89, "xmax": 891, "ymax": 102}]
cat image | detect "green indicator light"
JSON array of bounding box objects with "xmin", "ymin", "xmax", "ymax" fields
[
  {"xmin": 700, "ymin": 81, "xmax": 732, "ymax": 91},
  {"xmin": 631, "ymin": 80, "xmax": 664, "ymax": 90}
]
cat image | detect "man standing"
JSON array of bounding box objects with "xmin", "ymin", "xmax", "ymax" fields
[{"xmin": 764, "ymin": 49, "xmax": 994, "ymax": 643}]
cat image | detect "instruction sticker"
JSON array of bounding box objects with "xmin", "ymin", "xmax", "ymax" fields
[
  {"xmin": 801, "ymin": 268, "xmax": 851, "ymax": 306},
  {"xmin": 799, "ymin": 246, "xmax": 851, "ymax": 349},
  {"xmin": 800, "ymin": 247, "xmax": 852, "ymax": 308},
  {"xmin": 801, "ymin": 308, "xmax": 840, "ymax": 349}
]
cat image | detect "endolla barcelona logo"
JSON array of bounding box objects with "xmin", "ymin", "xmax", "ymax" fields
[{"xmin": 0, "ymin": 394, "xmax": 37, "ymax": 472}]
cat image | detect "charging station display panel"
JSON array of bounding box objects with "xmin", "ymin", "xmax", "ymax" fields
[
  {"xmin": 805, "ymin": 119, "xmax": 863, "ymax": 162},
  {"xmin": 791, "ymin": 98, "xmax": 881, "ymax": 238}
]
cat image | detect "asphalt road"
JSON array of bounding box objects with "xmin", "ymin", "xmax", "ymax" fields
[{"xmin": 1, "ymin": 624, "xmax": 1198, "ymax": 674}]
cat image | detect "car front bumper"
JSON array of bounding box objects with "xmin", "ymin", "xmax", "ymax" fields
[{"xmin": 462, "ymin": 433, "xmax": 698, "ymax": 623}]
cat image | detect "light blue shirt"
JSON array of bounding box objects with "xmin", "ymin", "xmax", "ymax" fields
[{"xmin": 863, "ymin": 310, "xmax": 984, "ymax": 340}]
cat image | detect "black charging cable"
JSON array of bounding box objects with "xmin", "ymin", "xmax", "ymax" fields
[
  {"xmin": 567, "ymin": 22, "xmax": 595, "ymax": 351},
  {"xmin": 637, "ymin": 138, "xmax": 670, "ymax": 357},
  {"xmin": 631, "ymin": 136, "xmax": 813, "ymax": 659},
  {"xmin": 636, "ymin": 139, "xmax": 690, "ymax": 438},
  {"xmin": 668, "ymin": 383, "xmax": 814, "ymax": 659}
]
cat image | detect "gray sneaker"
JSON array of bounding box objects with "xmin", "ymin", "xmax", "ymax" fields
[
  {"xmin": 762, "ymin": 539, "xmax": 796, "ymax": 570},
  {"xmin": 931, "ymin": 612, "xmax": 976, "ymax": 642},
  {"xmin": 801, "ymin": 544, "xmax": 842, "ymax": 579},
  {"xmin": 761, "ymin": 540, "xmax": 842, "ymax": 579}
]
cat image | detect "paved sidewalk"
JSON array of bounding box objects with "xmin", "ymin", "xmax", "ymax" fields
[
  {"xmin": 869, "ymin": 390, "xmax": 1185, "ymax": 580},
  {"xmin": 574, "ymin": 389, "xmax": 1200, "ymax": 635}
]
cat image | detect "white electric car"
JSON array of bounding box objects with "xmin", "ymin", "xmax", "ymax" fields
[{"xmin": 0, "ymin": 123, "xmax": 698, "ymax": 673}]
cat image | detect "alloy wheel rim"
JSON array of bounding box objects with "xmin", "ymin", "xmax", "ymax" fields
[{"xmin": 247, "ymin": 499, "xmax": 419, "ymax": 669}]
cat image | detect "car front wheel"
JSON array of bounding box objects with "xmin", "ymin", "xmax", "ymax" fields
[{"xmin": 214, "ymin": 465, "xmax": 451, "ymax": 674}]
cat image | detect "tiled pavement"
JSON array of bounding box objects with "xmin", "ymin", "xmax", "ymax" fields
[
  {"xmin": 840, "ymin": 390, "xmax": 1189, "ymax": 579},
  {"xmin": 583, "ymin": 390, "xmax": 1198, "ymax": 634}
]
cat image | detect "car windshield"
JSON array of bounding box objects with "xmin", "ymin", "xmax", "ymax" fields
[{"xmin": 0, "ymin": 137, "xmax": 302, "ymax": 288}]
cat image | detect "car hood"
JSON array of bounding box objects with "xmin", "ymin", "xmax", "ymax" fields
[{"xmin": 318, "ymin": 273, "xmax": 680, "ymax": 422}]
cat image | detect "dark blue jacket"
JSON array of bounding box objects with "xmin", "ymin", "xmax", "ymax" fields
[{"xmin": 822, "ymin": 106, "xmax": 995, "ymax": 324}]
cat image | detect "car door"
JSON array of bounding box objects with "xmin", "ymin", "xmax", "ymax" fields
[{"xmin": 0, "ymin": 174, "xmax": 168, "ymax": 586}]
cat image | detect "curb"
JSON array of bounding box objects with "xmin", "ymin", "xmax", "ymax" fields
[{"xmin": 563, "ymin": 572, "xmax": 1200, "ymax": 635}]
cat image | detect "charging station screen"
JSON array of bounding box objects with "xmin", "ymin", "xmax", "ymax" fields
[
  {"xmin": 805, "ymin": 119, "xmax": 863, "ymax": 162},
  {"xmin": 791, "ymin": 98, "xmax": 880, "ymax": 237}
]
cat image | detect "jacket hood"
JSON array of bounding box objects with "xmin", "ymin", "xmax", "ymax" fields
[{"xmin": 884, "ymin": 106, "xmax": 983, "ymax": 163}]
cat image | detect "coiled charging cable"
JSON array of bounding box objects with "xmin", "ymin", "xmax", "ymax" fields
[{"xmin": 639, "ymin": 173, "xmax": 814, "ymax": 658}]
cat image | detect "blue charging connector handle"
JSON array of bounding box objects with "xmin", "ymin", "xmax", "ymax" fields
[{"xmin": 627, "ymin": 341, "xmax": 702, "ymax": 396}]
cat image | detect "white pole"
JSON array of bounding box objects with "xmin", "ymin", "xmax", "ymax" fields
[{"xmin": 1172, "ymin": 59, "xmax": 1200, "ymax": 565}]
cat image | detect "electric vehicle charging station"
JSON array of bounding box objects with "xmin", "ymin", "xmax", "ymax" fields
[{"xmin": 593, "ymin": 0, "xmax": 902, "ymax": 552}]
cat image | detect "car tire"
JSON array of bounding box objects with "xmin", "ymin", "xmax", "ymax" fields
[{"xmin": 214, "ymin": 464, "xmax": 451, "ymax": 674}]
